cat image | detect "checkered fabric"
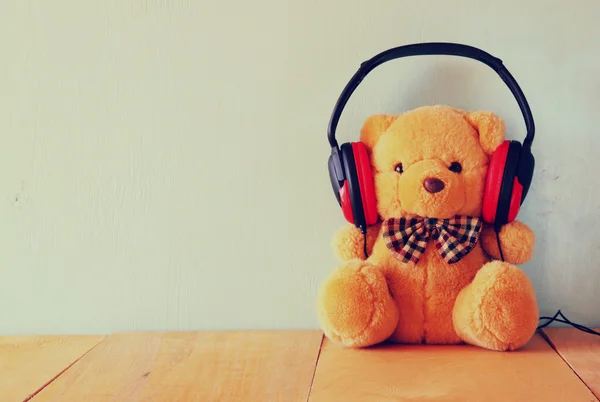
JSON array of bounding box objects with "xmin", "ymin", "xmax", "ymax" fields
[{"xmin": 382, "ymin": 215, "xmax": 482, "ymax": 264}]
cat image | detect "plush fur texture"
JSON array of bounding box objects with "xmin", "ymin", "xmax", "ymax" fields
[{"xmin": 317, "ymin": 105, "xmax": 538, "ymax": 351}]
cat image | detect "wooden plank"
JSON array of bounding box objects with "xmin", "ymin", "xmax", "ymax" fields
[
  {"xmin": 32, "ymin": 330, "xmax": 323, "ymax": 402},
  {"xmin": 0, "ymin": 335, "xmax": 104, "ymax": 402},
  {"xmin": 542, "ymin": 328, "xmax": 600, "ymax": 401},
  {"xmin": 309, "ymin": 334, "xmax": 597, "ymax": 402}
]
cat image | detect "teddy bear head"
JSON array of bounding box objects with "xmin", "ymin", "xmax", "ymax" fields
[{"xmin": 360, "ymin": 105, "xmax": 506, "ymax": 220}]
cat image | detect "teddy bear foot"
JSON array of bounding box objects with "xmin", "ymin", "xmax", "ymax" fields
[
  {"xmin": 452, "ymin": 261, "xmax": 539, "ymax": 351},
  {"xmin": 317, "ymin": 260, "xmax": 399, "ymax": 348}
]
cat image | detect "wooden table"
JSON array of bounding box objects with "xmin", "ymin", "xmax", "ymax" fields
[{"xmin": 2, "ymin": 329, "xmax": 598, "ymax": 401}]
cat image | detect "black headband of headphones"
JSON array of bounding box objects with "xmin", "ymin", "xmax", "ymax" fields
[{"xmin": 327, "ymin": 42, "xmax": 535, "ymax": 150}]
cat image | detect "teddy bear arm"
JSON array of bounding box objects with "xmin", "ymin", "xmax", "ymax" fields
[
  {"xmin": 332, "ymin": 223, "xmax": 381, "ymax": 261},
  {"xmin": 480, "ymin": 220, "xmax": 535, "ymax": 264}
]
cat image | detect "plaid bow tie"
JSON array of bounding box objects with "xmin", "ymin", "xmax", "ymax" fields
[{"xmin": 382, "ymin": 216, "xmax": 482, "ymax": 264}]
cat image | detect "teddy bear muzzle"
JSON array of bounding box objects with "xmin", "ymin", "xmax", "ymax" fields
[{"xmin": 423, "ymin": 177, "xmax": 445, "ymax": 193}]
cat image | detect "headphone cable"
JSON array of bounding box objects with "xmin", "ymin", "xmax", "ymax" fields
[
  {"xmin": 495, "ymin": 230, "xmax": 505, "ymax": 262},
  {"xmin": 495, "ymin": 231, "xmax": 599, "ymax": 335},
  {"xmin": 537, "ymin": 310, "xmax": 600, "ymax": 335}
]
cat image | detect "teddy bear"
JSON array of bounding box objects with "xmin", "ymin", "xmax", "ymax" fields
[{"xmin": 317, "ymin": 105, "xmax": 538, "ymax": 351}]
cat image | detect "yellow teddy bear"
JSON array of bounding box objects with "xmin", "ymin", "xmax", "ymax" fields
[{"xmin": 318, "ymin": 105, "xmax": 539, "ymax": 351}]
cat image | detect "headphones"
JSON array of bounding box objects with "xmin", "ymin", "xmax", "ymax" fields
[{"xmin": 327, "ymin": 42, "xmax": 535, "ymax": 234}]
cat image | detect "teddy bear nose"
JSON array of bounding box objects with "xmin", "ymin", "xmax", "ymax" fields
[{"xmin": 423, "ymin": 178, "xmax": 445, "ymax": 193}]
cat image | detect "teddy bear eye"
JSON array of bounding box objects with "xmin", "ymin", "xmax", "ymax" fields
[
  {"xmin": 394, "ymin": 163, "xmax": 403, "ymax": 174},
  {"xmin": 449, "ymin": 162, "xmax": 462, "ymax": 173}
]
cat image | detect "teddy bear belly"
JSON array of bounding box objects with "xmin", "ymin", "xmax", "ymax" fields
[{"xmin": 377, "ymin": 241, "xmax": 489, "ymax": 345}]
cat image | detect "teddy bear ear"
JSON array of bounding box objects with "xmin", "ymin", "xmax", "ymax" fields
[
  {"xmin": 461, "ymin": 111, "xmax": 506, "ymax": 156},
  {"xmin": 359, "ymin": 114, "xmax": 398, "ymax": 152}
]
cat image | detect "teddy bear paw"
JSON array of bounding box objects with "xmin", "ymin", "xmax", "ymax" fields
[
  {"xmin": 317, "ymin": 260, "xmax": 399, "ymax": 347},
  {"xmin": 452, "ymin": 261, "xmax": 539, "ymax": 351}
]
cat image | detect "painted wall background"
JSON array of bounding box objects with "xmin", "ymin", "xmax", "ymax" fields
[{"xmin": 1, "ymin": 0, "xmax": 599, "ymax": 334}]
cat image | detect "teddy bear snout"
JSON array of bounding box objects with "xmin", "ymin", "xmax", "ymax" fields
[{"xmin": 423, "ymin": 177, "xmax": 445, "ymax": 194}]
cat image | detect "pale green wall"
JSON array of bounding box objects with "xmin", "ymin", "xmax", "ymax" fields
[{"xmin": 1, "ymin": 0, "xmax": 598, "ymax": 334}]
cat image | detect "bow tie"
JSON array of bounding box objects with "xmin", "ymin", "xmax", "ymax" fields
[{"xmin": 382, "ymin": 216, "xmax": 482, "ymax": 264}]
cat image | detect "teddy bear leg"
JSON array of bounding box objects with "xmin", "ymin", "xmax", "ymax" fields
[
  {"xmin": 317, "ymin": 260, "xmax": 399, "ymax": 348},
  {"xmin": 452, "ymin": 261, "xmax": 539, "ymax": 351}
]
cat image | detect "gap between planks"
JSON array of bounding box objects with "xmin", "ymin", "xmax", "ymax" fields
[
  {"xmin": 305, "ymin": 334, "xmax": 324, "ymax": 402},
  {"xmin": 541, "ymin": 328, "xmax": 600, "ymax": 402},
  {"xmin": 23, "ymin": 337, "xmax": 106, "ymax": 402}
]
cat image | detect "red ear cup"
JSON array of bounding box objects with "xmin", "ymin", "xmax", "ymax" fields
[
  {"xmin": 338, "ymin": 142, "xmax": 378, "ymax": 231},
  {"xmin": 507, "ymin": 177, "xmax": 523, "ymax": 223},
  {"xmin": 351, "ymin": 142, "xmax": 378, "ymax": 226},
  {"xmin": 339, "ymin": 180, "xmax": 355, "ymax": 224},
  {"xmin": 482, "ymin": 142, "xmax": 509, "ymax": 224},
  {"xmin": 482, "ymin": 140, "xmax": 523, "ymax": 229}
]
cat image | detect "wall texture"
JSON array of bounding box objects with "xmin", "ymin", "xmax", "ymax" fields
[{"xmin": 1, "ymin": 0, "xmax": 599, "ymax": 334}]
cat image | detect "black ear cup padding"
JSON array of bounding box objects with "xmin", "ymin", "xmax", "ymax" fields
[{"xmin": 517, "ymin": 146, "xmax": 535, "ymax": 203}]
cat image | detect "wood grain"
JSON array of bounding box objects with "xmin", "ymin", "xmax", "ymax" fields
[
  {"xmin": 309, "ymin": 334, "xmax": 597, "ymax": 402},
  {"xmin": 542, "ymin": 328, "xmax": 600, "ymax": 401},
  {"xmin": 0, "ymin": 335, "xmax": 104, "ymax": 402},
  {"xmin": 31, "ymin": 330, "xmax": 323, "ymax": 402}
]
